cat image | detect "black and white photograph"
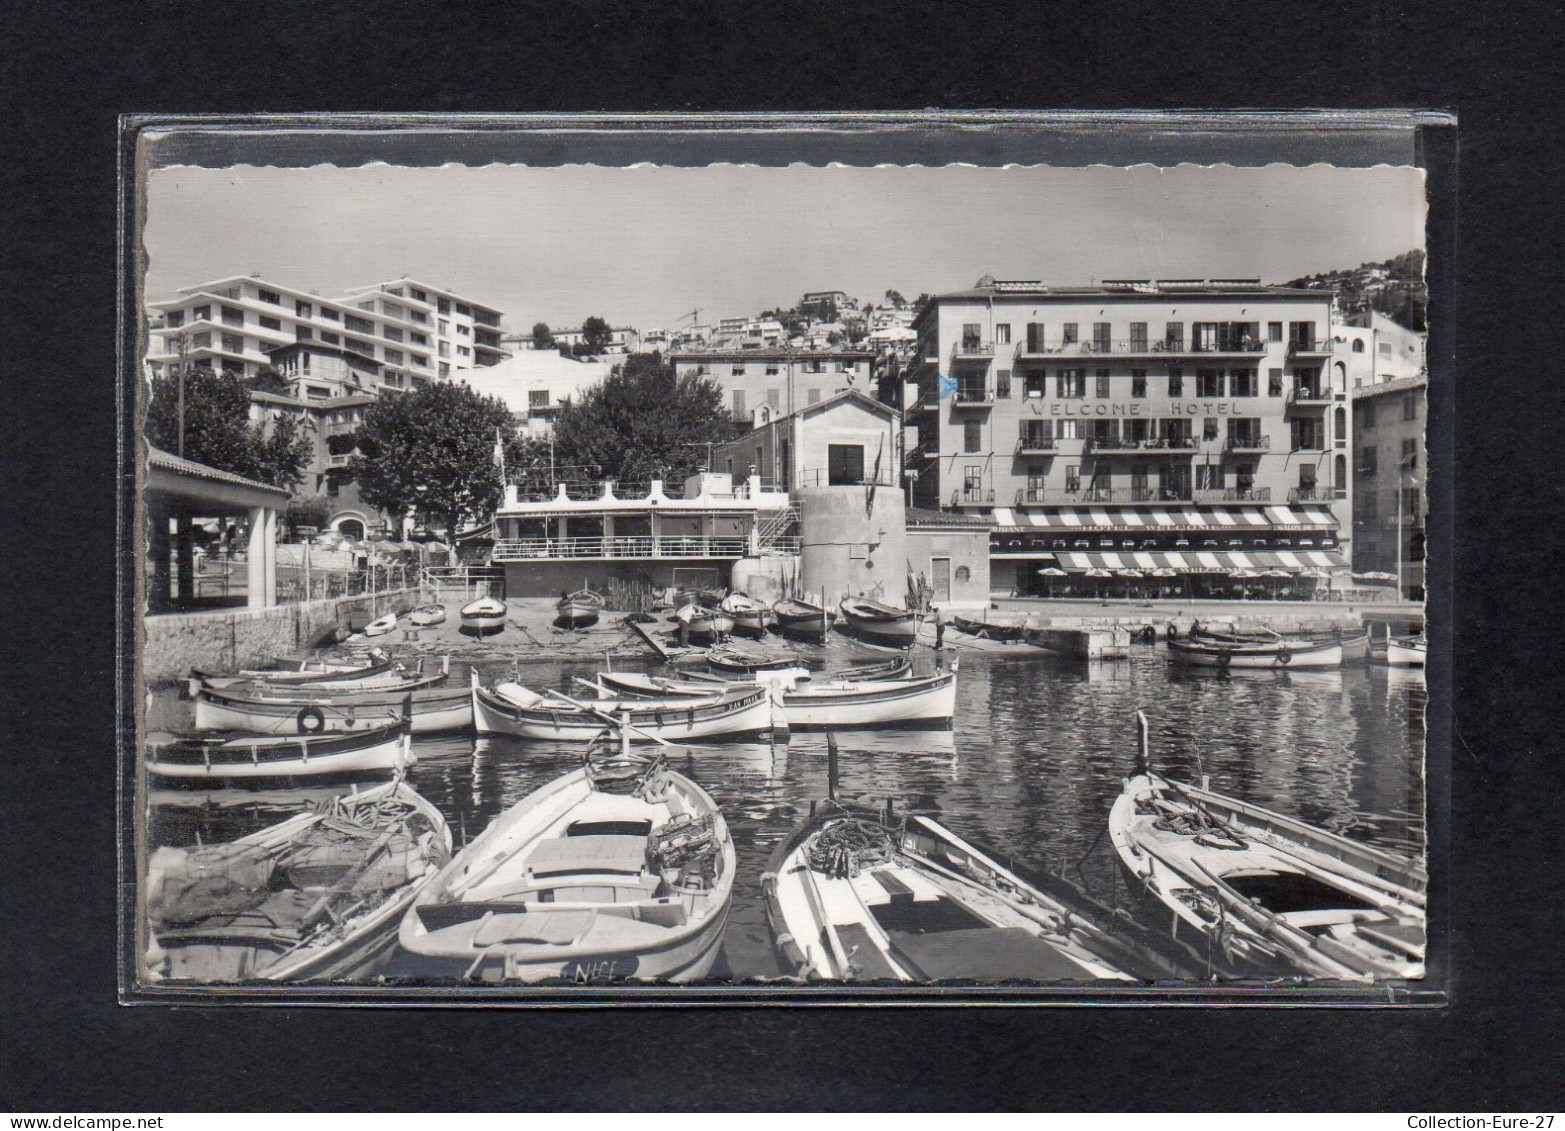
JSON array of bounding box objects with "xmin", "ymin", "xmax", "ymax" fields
[{"xmin": 127, "ymin": 119, "xmax": 1432, "ymax": 998}]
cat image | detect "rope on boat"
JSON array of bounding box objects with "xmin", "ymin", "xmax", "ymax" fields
[{"xmin": 806, "ymin": 818, "xmax": 900, "ymax": 879}]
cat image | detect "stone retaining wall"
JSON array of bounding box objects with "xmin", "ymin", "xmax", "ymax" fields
[{"xmin": 140, "ymin": 588, "xmax": 423, "ymax": 686}]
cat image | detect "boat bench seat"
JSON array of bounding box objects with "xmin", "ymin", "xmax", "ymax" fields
[
  {"xmin": 472, "ymin": 910, "xmax": 595, "ymax": 947},
  {"xmin": 527, "ymin": 835, "xmax": 648, "ymax": 881}
]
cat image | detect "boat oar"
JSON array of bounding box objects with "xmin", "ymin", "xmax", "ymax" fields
[{"xmin": 549, "ymin": 688, "xmax": 716, "ymax": 751}]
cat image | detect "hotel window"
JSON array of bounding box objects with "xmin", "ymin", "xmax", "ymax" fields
[
  {"xmin": 1064, "ymin": 465, "xmax": 1081, "ymax": 492},
  {"xmin": 358, "ymin": 302, "xmax": 376, "ymax": 312},
  {"xmin": 1353, "ymin": 338, "xmax": 1365, "ymax": 353},
  {"xmin": 1131, "ymin": 467, "xmax": 1149, "ymax": 495},
  {"xmin": 996, "ymin": 369, "xmax": 1012, "ymax": 399},
  {"xmin": 766, "ymin": 364, "xmax": 779, "ymax": 376},
  {"xmin": 529, "ymin": 391, "xmax": 550, "ymax": 410},
  {"xmin": 438, "ymin": 341, "xmax": 450, "ymax": 357},
  {"xmin": 1268, "ymin": 368, "xmax": 1284, "ymax": 396},
  {"xmin": 1292, "ymin": 419, "xmax": 1323, "ymax": 450},
  {"xmin": 258, "ymin": 315, "xmax": 280, "ymax": 331},
  {"xmin": 1197, "ymin": 465, "xmax": 1221, "ymax": 490},
  {"xmin": 439, "ymin": 362, "xmax": 450, "ymax": 377},
  {"xmin": 1025, "ymin": 322, "xmax": 1045, "ymax": 352},
  {"xmin": 1401, "ymin": 438, "xmax": 1418, "ymax": 469},
  {"xmin": 1131, "ymin": 369, "xmax": 1147, "ymax": 398},
  {"xmin": 384, "ymin": 349, "xmax": 404, "ymax": 365},
  {"xmin": 220, "ymin": 332, "xmax": 243, "ymax": 353},
  {"xmin": 192, "ymin": 304, "xmax": 211, "ymax": 322},
  {"xmin": 1062, "ymin": 323, "xmax": 1078, "ymax": 344},
  {"xmin": 345, "ymin": 338, "xmax": 371, "ymax": 355},
  {"xmin": 458, "ymin": 325, "xmax": 471, "ymax": 336},
  {"xmin": 437, "ymin": 298, "xmax": 451, "ymax": 314},
  {"xmin": 1235, "ymin": 464, "xmax": 1256, "ymax": 493},
  {"xmin": 384, "ymin": 302, "xmax": 405, "ymax": 320},
  {"xmin": 1168, "ymin": 368, "xmax": 1183, "ymax": 397},
  {"xmin": 410, "ymin": 288, "xmax": 427, "ymax": 302},
  {"xmin": 438, "ymin": 320, "xmax": 450, "ymax": 335},
  {"xmin": 410, "ymin": 310, "xmax": 428, "ymax": 324},
  {"xmin": 411, "ymin": 354, "xmax": 429, "ymax": 368},
  {"xmin": 456, "ymin": 303, "xmax": 472, "ymax": 317},
  {"xmin": 221, "ymin": 306, "xmax": 244, "ymax": 327},
  {"xmin": 295, "ymin": 325, "xmax": 313, "ymax": 341},
  {"xmin": 295, "ymin": 300, "xmax": 312, "ymax": 318},
  {"xmin": 345, "ymin": 314, "xmax": 375, "ymax": 334},
  {"xmin": 961, "ymin": 323, "xmax": 982, "ymax": 350},
  {"xmin": 1095, "ymin": 370, "xmax": 1111, "ymax": 398},
  {"xmin": 384, "ymin": 326, "xmax": 404, "ymax": 343},
  {"xmin": 1335, "ymin": 406, "xmax": 1347, "ymax": 441},
  {"xmin": 1405, "ymin": 487, "xmax": 1421, "ymax": 517},
  {"xmin": 1056, "ymin": 369, "xmax": 1085, "ymax": 398},
  {"xmin": 1026, "ymin": 470, "xmax": 1047, "ymax": 494},
  {"xmin": 164, "ymin": 310, "xmax": 185, "ymax": 329},
  {"xmin": 410, "ymin": 332, "xmax": 427, "ymax": 346},
  {"xmin": 1127, "ymin": 418, "xmax": 1149, "ymax": 443},
  {"xmin": 1203, "ymin": 418, "xmax": 1219, "ymax": 442},
  {"xmin": 1092, "ymin": 322, "xmax": 1110, "ymax": 351},
  {"xmin": 1164, "ymin": 322, "xmax": 1184, "ymax": 350},
  {"xmin": 1057, "ymin": 420, "xmax": 1081, "ymax": 440},
  {"xmin": 301, "ymin": 350, "xmax": 311, "ymax": 373},
  {"xmin": 1020, "ymin": 419, "xmax": 1053, "ymax": 448},
  {"xmin": 1230, "ymin": 368, "xmax": 1257, "ymax": 397},
  {"xmin": 320, "ymin": 307, "xmax": 340, "ymax": 321},
  {"xmin": 732, "ymin": 365, "xmax": 746, "ymax": 376},
  {"xmin": 191, "ymin": 330, "xmax": 211, "ymax": 348},
  {"xmin": 1289, "ymin": 321, "xmax": 1317, "ymax": 349},
  {"xmin": 964, "ymin": 420, "xmax": 982, "ymax": 453},
  {"xmin": 321, "ymin": 331, "xmax": 340, "ymax": 345},
  {"xmin": 1403, "ymin": 394, "xmax": 1417, "ymax": 421},
  {"xmin": 1360, "ymin": 401, "xmax": 1377, "ymax": 427},
  {"xmin": 1196, "ymin": 369, "xmax": 1222, "ymax": 398},
  {"xmin": 257, "ymin": 288, "xmax": 281, "ymax": 305},
  {"xmin": 1024, "ymin": 371, "xmax": 1047, "ymax": 398},
  {"xmin": 1268, "ymin": 322, "xmax": 1283, "ymax": 342},
  {"xmin": 1130, "ymin": 323, "xmax": 1148, "ymax": 351},
  {"xmin": 994, "ymin": 323, "xmax": 1011, "ymax": 344},
  {"xmin": 457, "ymin": 346, "xmax": 471, "ymax": 357},
  {"xmin": 963, "ymin": 465, "xmax": 983, "ymax": 495}
]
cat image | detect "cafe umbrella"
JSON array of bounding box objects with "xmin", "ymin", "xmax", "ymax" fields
[{"xmin": 1036, "ymin": 566, "xmax": 1068, "ymax": 597}]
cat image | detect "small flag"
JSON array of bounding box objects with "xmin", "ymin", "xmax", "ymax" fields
[
  {"xmin": 492, "ymin": 428, "xmax": 505, "ymax": 467},
  {"xmin": 937, "ymin": 374, "xmax": 958, "ymax": 400}
]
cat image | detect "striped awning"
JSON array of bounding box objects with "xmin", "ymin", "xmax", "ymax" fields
[
  {"xmin": 1056, "ymin": 549, "xmax": 1347, "ymax": 573},
  {"xmin": 992, "ymin": 504, "xmax": 1337, "ymax": 533}
]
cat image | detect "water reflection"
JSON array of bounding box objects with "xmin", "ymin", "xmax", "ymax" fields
[{"xmin": 145, "ymin": 648, "xmax": 1424, "ymax": 980}]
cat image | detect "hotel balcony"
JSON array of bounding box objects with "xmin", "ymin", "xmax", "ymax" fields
[
  {"xmin": 952, "ymin": 488, "xmax": 996, "ymax": 506},
  {"xmin": 1288, "ymin": 487, "xmax": 1347, "ymax": 503},
  {"xmin": 952, "ymin": 384, "xmax": 995, "ymax": 408},
  {"xmin": 1288, "ymin": 338, "xmax": 1331, "ymax": 356},
  {"xmin": 491, "ymin": 535, "xmax": 753, "ymax": 562},
  {"xmin": 1084, "ymin": 436, "xmax": 1199, "ymax": 455},
  {"xmin": 1013, "ymin": 338, "xmax": 1269, "ymax": 359},
  {"xmin": 1014, "ymin": 436, "xmax": 1058, "ymax": 455},
  {"xmin": 950, "ymin": 341, "xmax": 994, "ymax": 360},
  {"xmin": 1014, "ymin": 487, "xmax": 1123, "ymax": 504},
  {"xmin": 904, "ymin": 442, "xmax": 936, "ymax": 465},
  {"xmin": 1193, "ymin": 487, "xmax": 1272, "ymax": 502},
  {"xmin": 1222, "ymin": 434, "xmax": 1270, "ymax": 453},
  {"xmin": 1287, "ymin": 386, "xmax": 1334, "ymax": 407}
]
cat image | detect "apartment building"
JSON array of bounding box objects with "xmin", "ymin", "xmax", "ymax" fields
[
  {"xmin": 671, "ymin": 348, "xmax": 877, "ymax": 428},
  {"xmin": 460, "ymin": 351, "xmax": 615, "ymax": 438},
  {"xmin": 146, "ymin": 274, "xmax": 508, "ymax": 385},
  {"xmin": 1350, "ymin": 375, "xmax": 1427, "ymax": 597},
  {"xmin": 247, "ymin": 389, "xmax": 381, "ymax": 538},
  {"xmin": 903, "ymin": 278, "xmax": 1351, "ymax": 595}
]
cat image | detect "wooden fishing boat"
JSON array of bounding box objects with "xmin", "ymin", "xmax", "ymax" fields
[
  {"xmin": 837, "ymin": 654, "xmax": 914, "ymax": 681},
  {"xmin": 362, "ymin": 611, "xmax": 399, "ymax": 638},
  {"xmin": 1192, "ymin": 626, "xmax": 1370, "ymax": 663},
  {"xmin": 409, "ymin": 604, "xmax": 447, "ymax": 627},
  {"xmin": 774, "ymin": 669, "xmax": 957, "ymax": 730},
  {"xmin": 148, "ymin": 720, "xmax": 415, "ymax": 783},
  {"xmin": 1167, "ymin": 636, "xmax": 1343, "ymax": 669},
  {"xmin": 772, "ymin": 597, "xmax": 835, "ymax": 639},
  {"xmin": 194, "ymin": 682, "xmax": 475, "ymax": 736},
  {"xmin": 837, "ymin": 597, "xmax": 919, "ymax": 646},
  {"xmin": 705, "ymin": 646, "xmax": 797, "ymax": 675},
  {"xmin": 1386, "ymin": 635, "xmax": 1427, "ymax": 667},
  {"xmin": 145, "ymin": 777, "xmax": 452, "ymax": 983},
  {"xmin": 190, "ymin": 658, "xmax": 449, "ymax": 698},
  {"xmin": 398, "ymin": 751, "xmax": 734, "ymax": 982},
  {"xmin": 1108, "ymin": 713, "xmax": 1425, "ymax": 980},
  {"xmin": 718, "ymin": 591, "xmax": 773, "ymax": 637},
  {"xmin": 472, "ymin": 676, "xmax": 776, "ymax": 742},
  {"xmin": 195, "ymin": 653, "xmax": 394, "ymax": 685},
  {"xmin": 460, "ymin": 596, "xmax": 508, "ymax": 633},
  {"xmin": 764, "ymin": 800, "xmax": 1203, "ymax": 982},
  {"xmin": 595, "ymin": 668, "xmax": 808, "ymax": 699},
  {"xmin": 950, "ymin": 616, "xmax": 1027, "ymax": 643},
  {"xmin": 675, "ymin": 603, "xmax": 734, "ymax": 642},
  {"xmin": 555, "ymin": 589, "xmax": 604, "ymax": 629}
]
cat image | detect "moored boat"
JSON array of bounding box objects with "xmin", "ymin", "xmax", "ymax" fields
[
  {"xmin": 460, "ymin": 596, "xmax": 508, "ymax": 634},
  {"xmin": 190, "ymin": 657, "xmax": 449, "ymax": 698},
  {"xmin": 145, "ymin": 777, "xmax": 452, "ymax": 982},
  {"xmin": 1168, "ymin": 636, "xmax": 1343, "ymax": 669},
  {"xmin": 772, "ymin": 597, "xmax": 835, "ymax": 639},
  {"xmin": 409, "ymin": 604, "xmax": 447, "ymax": 627},
  {"xmin": 194, "ymin": 683, "xmax": 475, "ymax": 735},
  {"xmin": 705, "ymin": 645, "xmax": 798, "ymax": 675},
  {"xmin": 1191, "ymin": 626, "xmax": 1369, "ymax": 663},
  {"xmin": 595, "ymin": 668, "xmax": 811, "ymax": 698},
  {"xmin": 764, "ymin": 800, "xmax": 1203, "ymax": 982},
  {"xmin": 362, "ymin": 611, "xmax": 399, "ymax": 638},
  {"xmin": 675, "ymin": 603, "xmax": 734, "ymax": 642},
  {"xmin": 555, "ymin": 589, "xmax": 604, "ymax": 629},
  {"xmin": 950, "ymin": 616, "xmax": 1027, "ymax": 643},
  {"xmin": 1386, "ymin": 635, "xmax": 1427, "ymax": 667},
  {"xmin": 1108, "ymin": 713, "xmax": 1425, "ymax": 980},
  {"xmin": 195, "ymin": 652, "xmax": 393, "ymax": 685},
  {"xmin": 718, "ymin": 591, "xmax": 773, "ymax": 637},
  {"xmin": 397, "ymin": 751, "xmax": 734, "ymax": 982},
  {"xmin": 836, "ymin": 653, "xmax": 914, "ymax": 681},
  {"xmin": 774, "ymin": 669, "xmax": 957, "ymax": 730},
  {"xmin": 837, "ymin": 597, "xmax": 919, "ymax": 646},
  {"xmin": 472, "ymin": 676, "xmax": 775, "ymax": 742},
  {"xmin": 148, "ymin": 719, "xmax": 415, "ymax": 783}
]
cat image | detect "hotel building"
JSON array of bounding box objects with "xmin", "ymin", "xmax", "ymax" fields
[
  {"xmin": 671, "ymin": 348, "xmax": 877, "ymax": 427},
  {"xmin": 146, "ymin": 274, "xmax": 509, "ymax": 386},
  {"xmin": 1350, "ymin": 375, "xmax": 1427, "ymax": 598},
  {"xmin": 903, "ymin": 278, "xmax": 1352, "ymax": 595}
]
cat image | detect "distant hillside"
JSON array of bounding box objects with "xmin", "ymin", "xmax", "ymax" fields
[{"xmin": 1285, "ymin": 249, "xmax": 1426, "ymax": 332}]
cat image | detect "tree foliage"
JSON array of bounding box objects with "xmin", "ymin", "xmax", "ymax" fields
[
  {"xmin": 285, "ymin": 493, "xmax": 332, "ymax": 537},
  {"xmin": 144, "ymin": 366, "xmax": 311, "ymax": 489},
  {"xmin": 581, "ymin": 316, "xmax": 612, "ymax": 354},
  {"xmin": 348, "ymin": 381, "xmax": 518, "ymax": 535},
  {"xmin": 531, "ymin": 322, "xmax": 554, "ymax": 350},
  {"xmin": 884, "ymin": 289, "xmax": 906, "ymax": 308},
  {"xmin": 547, "ymin": 353, "xmax": 740, "ymax": 484},
  {"xmin": 249, "ymin": 365, "xmax": 291, "ymax": 396}
]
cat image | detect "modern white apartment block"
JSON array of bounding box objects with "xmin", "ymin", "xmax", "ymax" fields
[
  {"xmin": 903, "ymin": 278, "xmax": 1352, "ymax": 595},
  {"xmin": 145, "ymin": 274, "xmax": 509, "ymax": 388}
]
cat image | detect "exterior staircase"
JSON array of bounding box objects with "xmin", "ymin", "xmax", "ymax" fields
[{"xmin": 757, "ymin": 503, "xmax": 801, "ymax": 553}]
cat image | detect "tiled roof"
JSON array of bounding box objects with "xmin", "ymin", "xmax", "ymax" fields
[
  {"xmin": 1350, "ymin": 374, "xmax": 1427, "ymax": 400},
  {"xmin": 146, "ymin": 446, "xmax": 291, "ymax": 497},
  {"xmin": 906, "ymin": 507, "xmax": 994, "ymax": 529}
]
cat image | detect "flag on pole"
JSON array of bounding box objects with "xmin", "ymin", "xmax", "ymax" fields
[{"xmin": 493, "ymin": 427, "xmax": 507, "ymax": 487}]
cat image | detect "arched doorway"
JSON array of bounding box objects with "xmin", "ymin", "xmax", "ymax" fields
[{"xmin": 335, "ymin": 517, "xmax": 366, "ymax": 541}]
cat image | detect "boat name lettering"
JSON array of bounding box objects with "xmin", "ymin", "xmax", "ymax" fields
[{"xmin": 565, "ymin": 957, "xmax": 637, "ymax": 982}]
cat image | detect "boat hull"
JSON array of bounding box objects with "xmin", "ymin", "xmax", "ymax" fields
[
  {"xmin": 409, "ymin": 606, "xmax": 447, "ymax": 626},
  {"xmin": 460, "ymin": 598, "xmax": 508, "ymax": 632},
  {"xmin": 1168, "ymin": 639, "xmax": 1343, "ymax": 669},
  {"xmin": 1386, "ymin": 640, "xmax": 1426, "ymax": 667},
  {"xmin": 473, "ymin": 683, "xmax": 776, "ymax": 742},
  {"xmin": 773, "ymin": 601, "xmax": 835, "ymax": 638},
  {"xmin": 362, "ymin": 614, "xmax": 398, "ymax": 637},
  {"xmin": 148, "ymin": 722, "xmax": 411, "ymax": 782},
  {"xmin": 781, "ymin": 673, "xmax": 956, "ymax": 729},
  {"xmin": 838, "ymin": 600, "xmax": 919, "ymax": 645},
  {"xmin": 194, "ymin": 686, "xmax": 474, "ymax": 735},
  {"xmin": 555, "ymin": 603, "xmax": 601, "ymax": 628}
]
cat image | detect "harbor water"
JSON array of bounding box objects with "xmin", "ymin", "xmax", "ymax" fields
[{"xmin": 145, "ymin": 647, "xmax": 1425, "ymax": 981}]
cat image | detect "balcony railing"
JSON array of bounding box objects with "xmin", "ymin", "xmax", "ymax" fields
[
  {"xmin": 952, "ymin": 386, "xmax": 994, "ymax": 406},
  {"xmin": 1015, "ymin": 436, "xmax": 1058, "ymax": 454},
  {"xmin": 1193, "ymin": 487, "xmax": 1272, "ymax": 502},
  {"xmin": 491, "ymin": 535, "xmax": 752, "ymax": 562},
  {"xmin": 1223, "ymin": 434, "xmax": 1270, "ymax": 452},
  {"xmin": 951, "ymin": 341, "xmax": 994, "ymax": 358},
  {"xmin": 1287, "ymin": 487, "xmax": 1342, "ymax": 504},
  {"xmin": 1085, "ymin": 436, "xmax": 1199, "ymax": 454},
  {"xmin": 1287, "ymin": 386, "xmax": 1334, "ymax": 406},
  {"xmin": 1014, "ymin": 487, "xmax": 1122, "ymax": 504},
  {"xmin": 952, "ymin": 488, "xmax": 996, "ymax": 506},
  {"xmin": 1288, "ymin": 338, "xmax": 1329, "ymax": 354},
  {"xmin": 795, "ymin": 469, "xmax": 900, "ymax": 488},
  {"xmin": 1013, "ymin": 338, "xmax": 1268, "ymax": 358}
]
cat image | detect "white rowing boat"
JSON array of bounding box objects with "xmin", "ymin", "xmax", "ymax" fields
[
  {"xmin": 460, "ymin": 596, "xmax": 508, "ymax": 633},
  {"xmin": 1386, "ymin": 636, "xmax": 1427, "ymax": 667},
  {"xmin": 148, "ymin": 720, "xmax": 415, "ymax": 782},
  {"xmin": 472, "ymin": 675, "xmax": 776, "ymax": 742},
  {"xmin": 398, "ymin": 752, "xmax": 733, "ymax": 983},
  {"xmin": 1168, "ymin": 636, "xmax": 1343, "ymax": 669},
  {"xmin": 194, "ymin": 683, "xmax": 474, "ymax": 735},
  {"xmin": 362, "ymin": 611, "xmax": 399, "ymax": 637},
  {"xmin": 837, "ymin": 597, "xmax": 919, "ymax": 646}
]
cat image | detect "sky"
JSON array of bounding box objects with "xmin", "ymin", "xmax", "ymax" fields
[{"xmin": 143, "ymin": 162, "xmax": 1426, "ymax": 332}]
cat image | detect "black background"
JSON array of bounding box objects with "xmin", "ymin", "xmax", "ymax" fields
[{"xmin": 3, "ymin": 0, "xmax": 1561, "ymax": 1112}]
